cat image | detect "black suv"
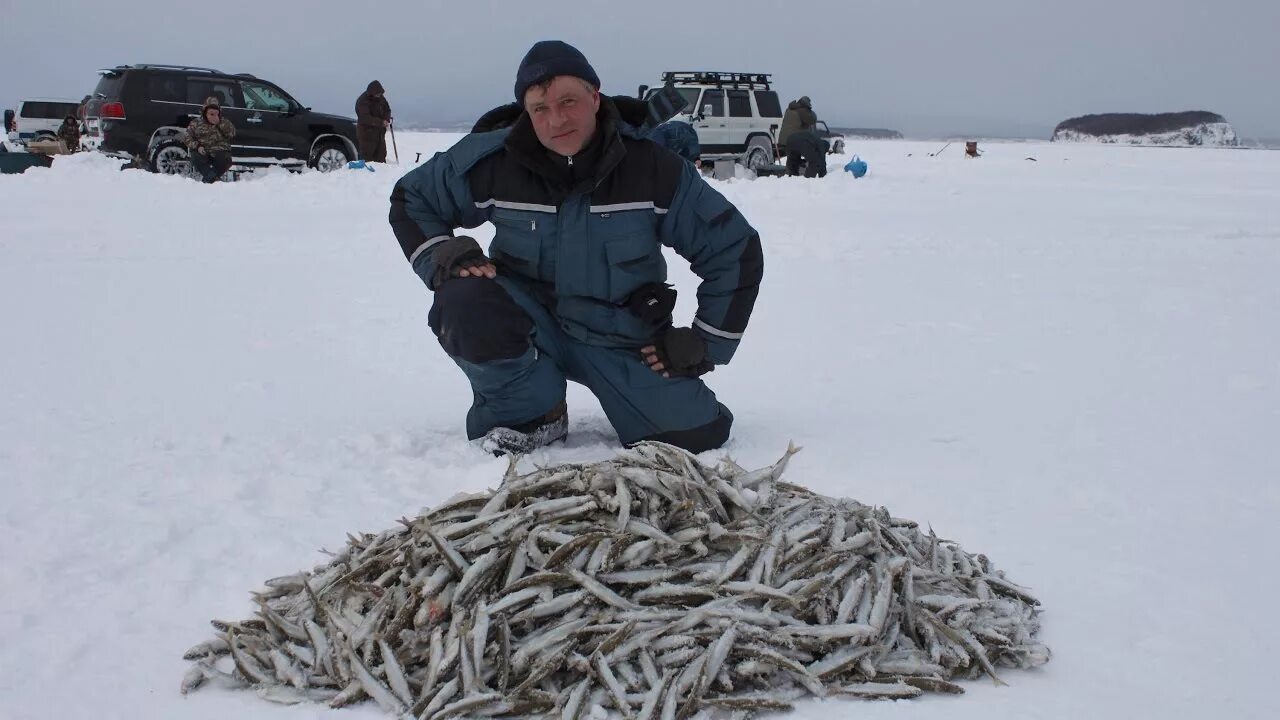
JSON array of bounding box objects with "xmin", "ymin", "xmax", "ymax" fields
[{"xmin": 83, "ymin": 64, "xmax": 359, "ymax": 174}]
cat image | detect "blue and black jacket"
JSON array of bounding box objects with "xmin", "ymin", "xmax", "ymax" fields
[{"xmin": 389, "ymin": 98, "xmax": 762, "ymax": 365}]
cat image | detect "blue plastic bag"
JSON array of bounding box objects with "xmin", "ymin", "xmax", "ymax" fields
[
  {"xmin": 347, "ymin": 160, "xmax": 375, "ymax": 171},
  {"xmin": 844, "ymin": 155, "xmax": 868, "ymax": 178}
]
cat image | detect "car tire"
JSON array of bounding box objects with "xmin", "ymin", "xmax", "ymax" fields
[
  {"xmin": 830, "ymin": 139, "xmax": 845, "ymax": 155},
  {"xmin": 743, "ymin": 137, "xmax": 774, "ymax": 170},
  {"xmin": 151, "ymin": 141, "xmax": 193, "ymax": 176},
  {"xmin": 310, "ymin": 140, "xmax": 352, "ymax": 172}
]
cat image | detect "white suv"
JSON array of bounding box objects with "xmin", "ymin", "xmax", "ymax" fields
[
  {"xmin": 14, "ymin": 98, "xmax": 81, "ymax": 142},
  {"xmin": 640, "ymin": 72, "xmax": 783, "ymax": 170}
]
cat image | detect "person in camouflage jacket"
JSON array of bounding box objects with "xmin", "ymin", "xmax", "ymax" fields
[
  {"xmin": 57, "ymin": 115, "xmax": 81, "ymax": 153},
  {"xmin": 183, "ymin": 96, "xmax": 236, "ymax": 183}
]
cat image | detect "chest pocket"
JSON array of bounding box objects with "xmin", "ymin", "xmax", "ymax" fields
[
  {"xmin": 489, "ymin": 208, "xmax": 556, "ymax": 283},
  {"xmin": 589, "ymin": 211, "xmax": 666, "ymax": 304}
]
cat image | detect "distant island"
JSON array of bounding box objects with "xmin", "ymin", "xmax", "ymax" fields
[
  {"xmin": 832, "ymin": 128, "xmax": 903, "ymax": 140},
  {"xmin": 1052, "ymin": 111, "xmax": 1238, "ymax": 147}
]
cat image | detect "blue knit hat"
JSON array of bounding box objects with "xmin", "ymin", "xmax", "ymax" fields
[{"xmin": 514, "ymin": 40, "xmax": 600, "ymax": 103}]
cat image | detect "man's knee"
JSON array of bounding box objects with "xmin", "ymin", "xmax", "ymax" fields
[
  {"xmin": 632, "ymin": 403, "xmax": 733, "ymax": 454},
  {"xmin": 428, "ymin": 278, "xmax": 533, "ymax": 363}
]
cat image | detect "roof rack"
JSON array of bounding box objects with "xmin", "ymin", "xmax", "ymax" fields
[
  {"xmin": 661, "ymin": 71, "xmax": 772, "ymax": 90},
  {"xmin": 110, "ymin": 64, "xmax": 223, "ymax": 74}
]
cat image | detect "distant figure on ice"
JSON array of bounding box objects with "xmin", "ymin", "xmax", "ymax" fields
[
  {"xmin": 389, "ymin": 40, "xmax": 762, "ymax": 455},
  {"xmin": 57, "ymin": 115, "xmax": 81, "ymax": 153},
  {"xmin": 784, "ymin": 129, "xmax": 828, "ymax": 178},
  {"xmin": 183, "ymin": 96, "xmax": 235, "ymax": 183},
  {"xmin": 778, "ymin": 95, "xmax": 817, "ymax": 157},
  {"xmin": 355, "ymin": 81, "xmax": 391, "ymax": 163}
]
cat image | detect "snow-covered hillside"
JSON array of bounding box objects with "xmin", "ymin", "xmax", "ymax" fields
[
  {"xmin": 2, "ymin": 135, "xmax": 1278, "ymax": 720},
  {"xmin": 1053, "ymin": 122, "xmax": 1239, "ymax": 147},
  {"xmin": 1051, "ymin": 111, "xmax": 1239, "ymax": 147}
]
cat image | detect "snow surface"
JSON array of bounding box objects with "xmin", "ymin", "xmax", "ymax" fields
[{"xmin": 2, "ymin": 135, "xmax": 1278, "ymax": 720}]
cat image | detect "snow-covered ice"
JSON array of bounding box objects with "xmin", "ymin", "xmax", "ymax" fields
[{"xmin": 2, "ymin": 134, "xmax": 1277, "ymax": 719}]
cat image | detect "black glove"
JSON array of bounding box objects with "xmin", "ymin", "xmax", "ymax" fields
[
  {"xmin": 644, "ymin": 326, "xmax": 714, "ymax": 378},
  {"xmin": 627, "ymin": 282, "xmax": 677, "ymax": 323},
  {"xmin": 429, "ymin": 236, "xmax": 489, "ymax": 288}
]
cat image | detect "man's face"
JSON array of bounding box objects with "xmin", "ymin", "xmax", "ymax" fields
[
  {"xmin": 205, "ymin": 108, "xmax": 221, "ymax": 123},
  {"xmin": 523, "ymin": 76, "xmax": 600, "ymax": 157}
]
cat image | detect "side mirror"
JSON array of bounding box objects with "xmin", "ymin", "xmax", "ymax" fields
[{"xmin": 638, "ymin": 84, "xmax": 648, "ymax": 98}]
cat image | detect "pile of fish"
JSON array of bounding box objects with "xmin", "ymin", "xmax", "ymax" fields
[{"xmin": 182, "ymin": 442, "xmax": 1050, "ymax": 717}]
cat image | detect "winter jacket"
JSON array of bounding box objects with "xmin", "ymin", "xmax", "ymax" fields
[
  {"xmin": 356, "ymin": 81, "xmax": 391, "ymax": 128},
  {"xmin": 778, "ymin": 97, "xmax": 817, "ymax": 148},
  {"xmin": 57, "ymin": 118, "xmax": 80, "ymax": 152},
  {"xmin": 182, "ymin": 116, "xmax": 235, "ymax": 154},
  {"xmin": 390, "ymin": 97, "xmax": 763, "ymax": 366}
]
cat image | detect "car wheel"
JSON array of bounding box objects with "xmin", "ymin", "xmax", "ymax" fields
[
  {"xmin": 311, "ymin": 140, "xmax": 352, "ymax": 172},
  {"xmin": 831, "ymin": 139, "xmax": 846, "ymax": 155},
  {"xmin": 151, "ymin": 141, "xmax": 193, "ymax": 176},
  {"xmin": 744, "ymin": 137, "xmax": 774, "ymax": 170}
]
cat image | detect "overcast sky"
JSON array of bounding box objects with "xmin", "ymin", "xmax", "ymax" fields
[{"xmin": 3, "ymin": 0, "xmax": 1277, "ymax": 139}]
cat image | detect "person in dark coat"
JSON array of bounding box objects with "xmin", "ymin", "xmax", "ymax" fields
[
  {"xmin": 784, "ymin": 129, "xmax": 828, "ymax": 178},
  {"xmin": 777, "ymin": 96, "xmax": 817, "ymax": 156},
  {"xmin": 390, "ymin": 40, "xmax": 763, "ymax": 456},
  {"xmin": 57, "ymin": 115, "xmax": 81, "ymax": 153},
  {"xmin": 355, "ymin": 81, "xmax": 391, "ymax": 162}
]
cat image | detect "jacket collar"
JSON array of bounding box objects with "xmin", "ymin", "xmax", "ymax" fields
[{"xmin": 504, "ymin": 96, "xmax": 631, "ymax": 195}]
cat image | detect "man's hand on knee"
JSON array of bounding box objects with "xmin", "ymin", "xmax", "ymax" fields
[
  {"xmin": 641, "ymin": 327, "xmax": 714, "ymax": 378},
  {"xmin": 432, "ymin": 236, "xmax": 497, "ymax": 285}
]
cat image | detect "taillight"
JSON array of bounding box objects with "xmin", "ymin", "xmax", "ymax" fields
[{"xmin": 101, "ymin": 102, "xmax": 126, "ymax": 119}]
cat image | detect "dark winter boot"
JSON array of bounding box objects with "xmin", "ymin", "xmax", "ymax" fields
[{"xmin": 480, "ymin": 401, "xmax": 568, "ymax": 456}]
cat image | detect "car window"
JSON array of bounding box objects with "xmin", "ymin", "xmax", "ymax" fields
[
  {"xmin": 187, "ymin": 79, "xmax": 240, "ymax": 108},
  {"xmin": 754, "ymin": 91, "xmax": 782, "ymax": 118},
  {"xmin": 701, "ymin": 90, "xmax": 725, "ymax": 117},
  {"xmin": 148, "ymin": 76, "xmax": 186, "ymax": 103},
  {"xmin": 22, "ymin": 102, "xmax": 77, "ymax": 119},
  {"xmin": 727, "ymin": 90, "xmax": 752, "ymax": 118},
  {"xmin": 93, "ymin": 74, "xmax": 126, "ymax": 100},
  {"xmin": 241, "ymin": 82, "xmax": 293, "ymax": 112},
  {"xmin": 677, "ymin": 88, "xmax": 700, "ymax": 114},
  {"xmin": 816, "ymin": 121, "xmax": 829, "ymax": 132}
]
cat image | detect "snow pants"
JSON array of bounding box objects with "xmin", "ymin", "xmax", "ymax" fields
[
  {"xmin": 191, "ymin": 150, "xmax": 232, "ymax": 183},
  {"xmin": 428, "ymin": 277, "xmax": 732, "ymax": 452}
]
